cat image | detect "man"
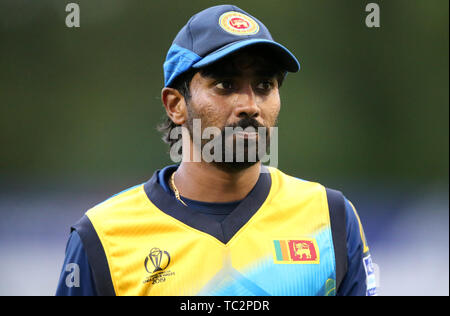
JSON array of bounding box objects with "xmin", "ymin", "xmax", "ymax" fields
[{"xmin": 56, "ymin": 5, "xmax": 376, "ymax": 296}]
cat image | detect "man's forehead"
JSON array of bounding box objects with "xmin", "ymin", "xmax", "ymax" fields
[{"xmin": 199, "ymin": 49, "xmax": 283, "ymax": 78}]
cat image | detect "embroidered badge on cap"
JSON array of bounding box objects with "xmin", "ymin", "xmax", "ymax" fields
[{"xmin": 219, "ymin": 11, "xmax": 260, "ymax": 35}]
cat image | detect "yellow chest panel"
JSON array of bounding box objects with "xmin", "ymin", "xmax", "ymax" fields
[{"xmin": 85, "ymin": 168, "xmax": 336, "ymax": 296}]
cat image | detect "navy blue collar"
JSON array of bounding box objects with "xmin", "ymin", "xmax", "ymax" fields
[
  {"xmin": 157, "ymin": 165, "xmax": 241, "ymax": 221},
  {"xmin": 144, "ymin": 165, "xmax": 272, "ymax": 244}
]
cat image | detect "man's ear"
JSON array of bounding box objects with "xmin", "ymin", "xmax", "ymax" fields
[{"xmin": 161, "ymin": 87, "xmax": 187, "ymax": 125}]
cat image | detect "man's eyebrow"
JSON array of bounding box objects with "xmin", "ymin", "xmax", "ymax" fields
[
  {"xmin": 200, "ymin": 67, "xmax": 240, "ymax": 78},
  {"xmin": 254, "ymin": 69, "xmax": 282, "ymax": 78},
  {"xmin": 200, "ymin": 67, "xmax": 281, "ymax": 79}
]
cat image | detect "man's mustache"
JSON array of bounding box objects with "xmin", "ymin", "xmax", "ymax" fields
[{"xmin": 224, "ymin": 116, "xmax": 265, "ymax": 131}]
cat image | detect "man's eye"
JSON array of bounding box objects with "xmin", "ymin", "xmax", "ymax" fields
[
  {"xmin": 256, "ymin": 81, "xmax": 274, "ymax": 91},
  {"xmin": 215, "ymin": 81, "xmax": 234, "ymax": 90}
]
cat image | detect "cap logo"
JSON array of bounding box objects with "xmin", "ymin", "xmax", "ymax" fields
[{"xmin": 219, "ymin": 11, "xmax": 259, "ymax": 36}]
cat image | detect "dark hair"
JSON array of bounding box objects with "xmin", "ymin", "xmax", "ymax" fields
[
  {"xmin": 157, "ymin": 55, "xmax": 287, "ymax": 150},
  {"xmin": 157, "ymin": 69, "xmax": 197, "ymax": 149}
]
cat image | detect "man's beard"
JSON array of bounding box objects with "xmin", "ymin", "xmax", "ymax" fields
[{"xmin": 186, "ymin": 106, "xmax": 274, "ymax": 172}]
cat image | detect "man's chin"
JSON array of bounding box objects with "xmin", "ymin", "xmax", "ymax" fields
[{"xmin": 212, "ymin": 160, "xmax": 260, "ymax": 173}]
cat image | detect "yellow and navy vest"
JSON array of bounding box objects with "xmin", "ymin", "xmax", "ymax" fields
[{"xmin": 72, "ymin": 166, "xmax": 347, "ymax": 296}]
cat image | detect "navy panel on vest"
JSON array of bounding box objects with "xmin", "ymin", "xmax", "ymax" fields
[
  {"xmin": 144, "ymin": 166, "xmax": 272, "ymax": 245},
  {"xmin": 325, "ymin": 188, "xmax": 348, "ymax": 291},
  {"xmin": 71, "ymin": 215, "xmax": 116, "ymax": 296}
]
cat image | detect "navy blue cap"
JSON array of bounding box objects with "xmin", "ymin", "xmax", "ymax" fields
[{"xmin": 163, "ymin": 5, "xmax": 300, "ymax": 87}]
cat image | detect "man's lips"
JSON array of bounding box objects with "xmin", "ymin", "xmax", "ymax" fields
[{"xmin": 233, "ymin": 131, "xmax": 259, "ymax": 139}]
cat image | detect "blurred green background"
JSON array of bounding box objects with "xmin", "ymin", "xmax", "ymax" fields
[
  {"xmin": 1, "ymin": 0, "xmax": 447, "ymax": 185},
  {"xmin": 0, "ymin": 0, "xmax": 448, "ymax": 295}
]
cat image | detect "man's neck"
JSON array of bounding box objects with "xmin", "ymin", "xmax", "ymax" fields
[{"xmin": 173, "ymin": 161, "xmax": 261, "ymax": 203}]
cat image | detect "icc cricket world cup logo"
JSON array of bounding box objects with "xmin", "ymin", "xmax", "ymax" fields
[{"xmin": 144, "ymin": 247, "xmax": 171, "ymax": 274}]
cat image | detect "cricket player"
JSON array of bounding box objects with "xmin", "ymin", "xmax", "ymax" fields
[{"xmin": 56, "ymin": 5, "xmax": 377, "ymax": 296}]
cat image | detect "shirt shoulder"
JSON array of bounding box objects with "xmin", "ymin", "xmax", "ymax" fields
[
  {"xmin": 55, "ymin": 231, "xmax": 98, "ymax": 296},
  {"xmin": 86, "ymin": 183, "xmax": 146, "ymax": 219},
  {"xmin": 338, "ymin": 197, "xmax": 377, "ymax": 296}
]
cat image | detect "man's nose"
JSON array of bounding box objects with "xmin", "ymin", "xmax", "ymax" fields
[{"xmin": 232, "ymin": 84, "xmax": 260, "ymax": 118}]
